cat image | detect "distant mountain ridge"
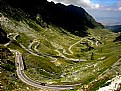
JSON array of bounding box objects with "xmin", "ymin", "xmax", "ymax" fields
[
  {"xmin": 1, "ymin": 0, "xmax": 103, "ymax": 36},
  {"xmin": 105, "ymin": 25, "xmax": 121, "ymax": 33}
]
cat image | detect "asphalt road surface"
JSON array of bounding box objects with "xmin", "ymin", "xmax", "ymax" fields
[{"xmin": 15, "ymin": 51, "xmax": 81, "ymax": 90}]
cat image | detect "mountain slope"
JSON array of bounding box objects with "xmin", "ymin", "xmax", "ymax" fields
[
  {"xmin": 1, "ymin": 0, "xmax": 103, "ymax": 37},
  {"xmin": 0, "ymin": 0, "xmax": 121, "ymax": 91}
]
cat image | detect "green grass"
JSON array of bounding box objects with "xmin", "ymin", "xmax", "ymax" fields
[{"xmin": 1, "ymin": 16, "xmax": 121, "ymax": 91}]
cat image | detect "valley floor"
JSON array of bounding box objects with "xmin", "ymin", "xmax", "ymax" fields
[{"xmin": 1, "ymin": 14, "xmax": 121, "ymax": 91}]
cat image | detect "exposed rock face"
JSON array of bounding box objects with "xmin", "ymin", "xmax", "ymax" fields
[{"xmin": 98, "ymin": 76, "xmax": 121, "ymax": 91}]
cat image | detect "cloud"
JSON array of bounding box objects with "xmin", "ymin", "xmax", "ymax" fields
[
  {"xmin": 116, "ymin": 0, "xmax": 121, "ymax": 11},
  {"xmin": 47, "ymin": 0, "xmax": 121, "ymax": 11},
  {"xmin": 118, "ymin": 7, "xmax": 121, "ymax": 11},
  {"xmin": 47, "ymin": 0, "xmax": 100, "ymax": 9},
  {"xmin": 101, "ymin": 6, "xmax": 121, "ymax": 11}
]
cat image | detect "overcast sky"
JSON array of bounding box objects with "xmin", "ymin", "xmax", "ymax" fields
[{"xmin": 47, "ymin": 0, "xmax": 121, "ymax": 25}]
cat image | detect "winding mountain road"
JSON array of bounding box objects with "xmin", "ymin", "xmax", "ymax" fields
[
  {"xmin": 55, "ymin": 49, "xmax": 87, "ymax": 62},
  {"xmin": 62, "ymin": 37, "xmax": 99, "ymax": 56},
  {"xmin": 5, "ymin": 33, "xmax": 82, "ymax": 90},
  {"xmin": 15, "ymin": 51, "xmax": 77, "ymax": 90},
  {"xmin": 66, "ymin": 39, "xmax": 82, "ymax": 55},
  {"xmin": 28, "ymin": 40, "xmax": 87, "ymax": 62}
]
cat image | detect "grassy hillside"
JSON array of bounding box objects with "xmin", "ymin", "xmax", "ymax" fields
[
  {"xmin": 1, "ymin": 12, "xmax": 121, "ymax": 91},
  {"xmin": 0, "ymin": 0, "xmax": 120, "ymax": 91}
]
